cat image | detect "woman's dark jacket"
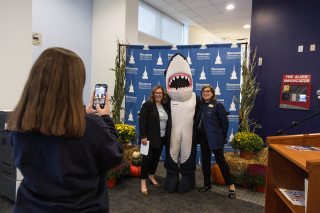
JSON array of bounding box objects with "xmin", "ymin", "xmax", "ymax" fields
[
  {"xmin": 195, "ymin": 100, "xmax": 229, "ymax": 150},
  {"xmin": 11, "ymin": 114, "xmax": 124, "ymax": 213},
  {"xmin": 139, "ymin": 101, "xmax": 169, "ymax": 149}
]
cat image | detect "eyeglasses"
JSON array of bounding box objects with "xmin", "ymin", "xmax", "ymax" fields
[
  {"xmin": 202, "ymin": 90, "xmax": 212, "ymax": 94},
  {"xmin": 154, "ymin": 92, "xmax": 163, "ymax": 95}
]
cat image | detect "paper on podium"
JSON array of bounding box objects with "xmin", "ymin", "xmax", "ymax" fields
[{"xmin": 140, "ymin": 141, "xmax": 149, "ymax": 156}]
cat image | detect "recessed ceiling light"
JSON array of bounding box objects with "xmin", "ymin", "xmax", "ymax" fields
[
  {"xmin": 244, "ymin": 25, "xmax": 251, "ymax": 28},
  {"xmin": 226, "ymin": 5, "xmax": 234, "ymax": 10}
]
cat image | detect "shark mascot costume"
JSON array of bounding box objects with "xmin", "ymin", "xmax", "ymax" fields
[{"xmin": 164, "ymin": 53, "xmax": 200, "ymax": 193}]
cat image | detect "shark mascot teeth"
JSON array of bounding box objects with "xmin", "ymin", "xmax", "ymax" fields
[{"xmin": 164, "ymin": 53, "xmax": 200, "ymax": 193}]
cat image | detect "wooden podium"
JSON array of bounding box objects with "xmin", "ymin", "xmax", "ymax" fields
[{"xmin": 265, "ymin": 133, "xmax": 320, "ymax": 213}]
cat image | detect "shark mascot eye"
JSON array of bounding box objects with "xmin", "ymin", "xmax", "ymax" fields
[{"xmin": 164, "ymin": 53, "xmax": 200, "ymax": 193}]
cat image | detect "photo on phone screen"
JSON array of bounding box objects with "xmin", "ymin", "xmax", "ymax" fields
[{"xmin": 93, "ymin": 84, "xmax": 108, "ymax": 109}]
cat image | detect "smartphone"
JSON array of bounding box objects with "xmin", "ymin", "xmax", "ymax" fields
[{"xmin": 93, "ymin": 84, "xmax": 108, "ymax": 110}]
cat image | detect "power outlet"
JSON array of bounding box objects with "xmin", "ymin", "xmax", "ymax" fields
[
  {"xmin": 298, "ymin": 45, "xmax": 303, "ymax": 52},
  {"xmin": 310, "ymin": 44, "xmax": 316, "ymax": 51}
]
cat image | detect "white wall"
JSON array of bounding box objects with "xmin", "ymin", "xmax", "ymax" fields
[
  {"xmin": 91, "ymin": 0, "xmax": 138, "ymax": 114},
  {"xmin": 0, "ymin": 0, "xmax": 32, "ymax": 109},
  {"xmin": 32, "ymin": 0, "xmax": 93, "ymax": 105},
  {"xmin": 188, "ymin": 26, "xmax": 215, "ymax": 45},
  {"xmin": 138, "ymin": 31, "xmax": 172, "ymax": 45}
]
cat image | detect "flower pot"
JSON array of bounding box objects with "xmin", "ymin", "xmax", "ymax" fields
[
  {"xmin": 239, "ymin": 183, "xmax": 249, "ymax": 188},
  {"xmin": 107, "ymin": 178, "xmax": 116, "ymax": 188},
  {"xmin": 254, "ymin": 184, "xmax": 266, "ymax": 193},
  {"xmin": 240, "ymin": 150, "xmax": 253, "ymax": 160}
]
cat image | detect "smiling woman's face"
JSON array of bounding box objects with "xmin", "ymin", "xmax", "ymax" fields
[
  {"xmin": 202, "ymin": 88, "xmax": 213, "ymax": 102},
  {"xmin": 154, "ymin": 88, "xmax": 163, "ymax": 103}
]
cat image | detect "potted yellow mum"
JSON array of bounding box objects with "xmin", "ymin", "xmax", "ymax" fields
[
  {"xmin": 115, "ymin": 124, "xmax": 137, "ymax": 147},
  {"xmin": 231, "ymin": 132, "xmax": 264, "ymax": 160}
]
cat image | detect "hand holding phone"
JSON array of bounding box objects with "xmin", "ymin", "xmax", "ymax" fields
[{"xmin": 86, "ymin": 91, "xmax": 98, "ymax": 114}]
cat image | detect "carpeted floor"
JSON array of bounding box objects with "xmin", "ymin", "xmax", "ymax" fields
[{"xmin": 0, "ymin": 162, "xmax": 265, "ymax": 213}]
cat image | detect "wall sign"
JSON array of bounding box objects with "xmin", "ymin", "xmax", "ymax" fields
[{"xmin": 32, "ymin": 32, "xmax": 42, "ymax": 47}]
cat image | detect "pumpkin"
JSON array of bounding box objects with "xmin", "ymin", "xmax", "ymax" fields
[
  {"xmin": 131, "ymin": 157, "xmax": 142, "ymax": 166},
  {"xmin": 132, "ymin": 151, "xmax": 141, "ymax": 158},
  {"xmin": 130, "ymin": 163, "xmax": 141, "ymax": 176},
  {"xmin": 211, "ymin": 164, "xmax": 229, "ymax": 185}
]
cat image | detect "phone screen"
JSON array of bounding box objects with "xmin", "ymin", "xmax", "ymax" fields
[{"xmin": 93, "ymin": 84, "xmax": 108, "ymax": 109}]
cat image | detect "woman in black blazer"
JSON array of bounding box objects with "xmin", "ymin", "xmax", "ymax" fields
[{"xmin": 139, "ymin": 85, "xmax": 168, "ymax": 195}]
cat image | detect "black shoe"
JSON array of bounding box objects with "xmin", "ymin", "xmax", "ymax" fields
[
  {"xmin": 199, "ymin": 186, "xmax": 211, "ymax": 192},
  {"xmin": 229, "ymin": 190, "xmax": 236, "ymax": 199}
]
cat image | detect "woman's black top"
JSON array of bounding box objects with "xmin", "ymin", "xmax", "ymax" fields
[{"xmin": 11, "ymin": 114, "xmax": 124, "ymax": 213}]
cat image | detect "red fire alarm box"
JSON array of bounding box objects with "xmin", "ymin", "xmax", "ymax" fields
[{"xmin": 279, "ymin": 83, "xmax": 311, "ymax": 110}]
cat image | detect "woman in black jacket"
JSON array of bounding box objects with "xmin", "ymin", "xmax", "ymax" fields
[
  {"xmin": 196, "ymin": 85, "xmax": 235, "ymax": 199},
  {"xmin": 139, "ymin": 85, "xmax": 168, "ymax": 195},
  {"xmin": 9, "ymin": 47, "xmax": 124, "ymax": 212}
]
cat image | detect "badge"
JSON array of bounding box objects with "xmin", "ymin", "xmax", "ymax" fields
[{"xmin": 209, "ymin": 104, "xmax": 214, "ymax": 108}]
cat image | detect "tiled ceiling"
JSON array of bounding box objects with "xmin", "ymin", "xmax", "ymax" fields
[{"xmin": 143, "ymin": 0, "xmax": 252, "ymax": 43}]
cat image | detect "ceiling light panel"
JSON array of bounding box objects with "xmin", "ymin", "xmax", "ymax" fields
[
  {"xmin": 214, "ymin": 2, "xmax": 245, "ymax": 11},
  {"xmin": 226, "ymin": 5, "xmax": 234, "ymax": 9},
  {"xmin": 180, "ymin": 0, "xmax": 212, "ymax": 9}
]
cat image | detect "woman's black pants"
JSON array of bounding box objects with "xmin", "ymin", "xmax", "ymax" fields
[
  {"xmin": 199, "ymin": 132, "xmax": 233, "ymax": 187},
  {"xmin": 141, "ymin": 137, "xmax": 166, "ymax": 180}
]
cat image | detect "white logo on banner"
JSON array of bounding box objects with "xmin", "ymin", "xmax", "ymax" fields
[
  {"xmin": 229, "ymin": 98, "xmax": 236, "ymax": 111},
  {"xmin": 157, "ymin": 52, "xmax": 163, "ymax": 65},
  {"xmin": 199, "ymin": 66, "xmax": 206, "ymax": 80},
  {"xmin": 211, "ymin": 68, "xmax": 225, "ymax": 75},
  {"xmin": 230, "ymin": 65, "xmax": 237, "ymax": 79},
  {"xmin": 226, "ymin": 83, "xmax": 240, "ymax": 90},
  {"xmin": 196, "ymin": 83, "xmax": 209, "ymax": 90},
  {"xmin": 231, "ymin": 43, "xmax": 238, "ymax": 48},
  {"xmin": 142, "ymin": 66, "xmax": 148, "ymax": 79},
  {"xmin": 171, "ymin": 45, "xmax": 178, "ymax": 50},
  {"xmin": 215, "ymin": 50, "xmax": 222, "ymax": 64},
  {"xmin": 143, "ymin": 45, "xmax": 149, "ymax": 50},
  {"xmin": 228, "ymin": 128, "xmax": 234, "ymax": 142},
  {"xmin": 158, "ymin": 81, "xmax": 160, "ymax": 85},
  {"xmin": 168, "ymin": 53, "xmax": 174, "ymax": 61},
  {"xmin": 140, "ymin": 53, "xmax": 152, "ymax": 60},
  {"xmin": 126, "ymin": 67, "xmax": 138, "ymax": 74},
  {"xmin": 197, "ymin": 53, "xmax": 210, "ymax": 60},
  {"xmin": 141, "ymin": 95, "xmax": 146, "ymax": 108},
  {"xmin": 129, "ymin": 51, "xmax": 135, "ymax": 64},
  {"xmin": 126, "ymin": 95, "xmax": 137, "ymax": 103},
  {"xmin": 139, "ymin": 82, "xmax": 152, "ymax": 89},
  {"xmin": 129, "ymin": 80, "xmax": 134, "ymax": 93},
  {"xmin": 128, "ymin": 108, "xmax": 134, "ymax": 121},
  {"xmin": 215, "ymin": 81, "xmax": 221, "ymax": 95},
  {"xmin": 191, "ymin": 68, "xmax": 195, "ymax": 76},
  {"xmin": 227, "ymin": 115, "xmax": 239, "ymax": 122},
  {"xmin": 187, "ymin": 51, "xmax": 192, "ymax": 64},
  {"xmin": 153, "ymin": 68, "xmax": 165, "ymax": 75},
  {"xmin": 200, "ymin": 44, "xmax": 207, "ymax": 49},
  {"xmin": 217, "ymin": 99, "xmax": 224, "ymax": 104},
  {"xmin": 227, "ymin": 52, "xmax": 241, "ymax": 59}
]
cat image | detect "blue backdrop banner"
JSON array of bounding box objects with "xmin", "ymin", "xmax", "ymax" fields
[{"xmin": 125, "ymin": 44, "xmax": 241, "ymax": 165}]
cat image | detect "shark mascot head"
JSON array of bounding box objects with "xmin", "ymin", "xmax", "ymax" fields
[{"xmin": 164, "ymin": 53, "xmax": 193, "ymax": 102}]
